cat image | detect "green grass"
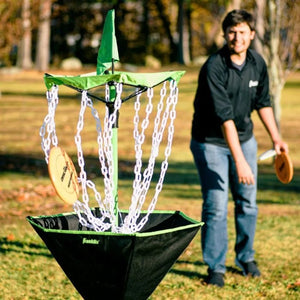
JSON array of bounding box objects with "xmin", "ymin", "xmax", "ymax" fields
[{"xmin": 0, "ymin": 69, "xmax": 299, "ymax": 299}]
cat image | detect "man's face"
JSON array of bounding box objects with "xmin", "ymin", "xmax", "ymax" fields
[{"xmin": 224, "ymin": 22, "xmax": 255, "ymax": 55}]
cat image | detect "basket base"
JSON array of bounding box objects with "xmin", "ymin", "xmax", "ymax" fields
[{"xmin": 27, "ymin": 210, "xmax": 203, "ymax": 300}]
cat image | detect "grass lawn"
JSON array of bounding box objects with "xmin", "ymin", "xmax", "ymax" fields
[{"xmin": 0, "ymin": 67, "xmax": 299, "ymax": 299}]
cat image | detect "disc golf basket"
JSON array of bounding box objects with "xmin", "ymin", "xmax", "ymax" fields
[{"xmin": 27, "ymin": 10, "xmax": 203, "ymax": 300}]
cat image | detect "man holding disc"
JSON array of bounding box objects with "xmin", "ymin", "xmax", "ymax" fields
[{"xmin": 190, "ymin": 9, "xmax": 288, "ymax": 287}]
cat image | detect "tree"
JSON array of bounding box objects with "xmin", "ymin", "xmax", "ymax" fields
[
  {"xmin": 177, "ymin": 0, "xmax": 191, "ymax": 65},
  {"xmin": 0, "ymin": 1, "xmax": 22, "ymax": 66},
  {"xmin": 254, "ymin": 0, "xmax": 300, "ymax": 128},
  {"xmin": 35, "ymin": 0, "xmax": 52, "ymax": 71},
  {"xmin": 213, "ymin": 0, "xmax": 242, "ymax": 49},
  {"xmin": 253, "ymin": 0, "xmax": 265, "ymax": 56},
  {"xmin": 153, "ymin": 0, "xmax": 178, "ymax": 62},
  {"xmin": 17, "ymin": 0, "xmax": 33, "ymax": 69}
]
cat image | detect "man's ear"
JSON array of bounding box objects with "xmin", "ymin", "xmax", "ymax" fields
[{"xmin": 250, "ymin": 30, "xmax": 255, "ymax": 40}]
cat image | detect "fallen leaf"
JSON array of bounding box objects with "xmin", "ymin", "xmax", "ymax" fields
[{"xmin": 6, "ymin": 233, "xmax": 15, "ymax": 241}]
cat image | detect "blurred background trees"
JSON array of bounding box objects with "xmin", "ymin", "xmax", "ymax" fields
[
  {"xmin": 1, "ymin": 0, "xmax": 299, "ymax": 70},
  {"xmin": 0, "ymin": 0, "xmax": 299, "ymax": 125}
]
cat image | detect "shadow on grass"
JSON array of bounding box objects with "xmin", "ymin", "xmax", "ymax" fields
[
  {"xmin": 0, "ymin": 152, "xmax": 200, "ymax": 184},
  {"xmin": 2, "ymin": 90, "xmax": 81, "ymax": 101},
  {"xmin": 0, "ymin": 237, "xmax": 52, "ymax": 258},
  {"xmin": 170, "ymin": 268, "xmax": 205, "ymax": 280},
  {"xmin": 0, "ymin": 153, "xmax": 48, "ymax": 176},
  {"xmin": 1, "ymin": 153, "xmax": 299, "ymax": 204},
  {"xmin": 284, "ymin": 80, "xmax": 300, "ymax": 88},
  {"xmin": 257, "ymin": 163, "xmax": 300, "ymax": 204},
  {"xmin": 170, "ymin": 260, "xmax": 206, "ymax": 280},
  {"xmin": 171, "ymin": 260, "xmax": 244, "ymax": 280}
]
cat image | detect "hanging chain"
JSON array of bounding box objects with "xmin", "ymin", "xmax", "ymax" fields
[
  {"xmin": 73, "ymin": 84, "xmax": 123, "ymax": 232},
  {"xmin": 122, "ymin": 80, "xmax": 179, "ymax": 233},
  {"xmin": 130, "ymin": 88, "xmax": 154, "ymax": 204},
  {"xmin": 40, "ymin": 81, "xmax": 179, "ymax": 234},
  {"xmin": 136, "ymin": 80, "xmax": 178, "ymax": 231},
  {"xmin": 40, "ymin": 85, "xmax": 59, "ymax": 163}
]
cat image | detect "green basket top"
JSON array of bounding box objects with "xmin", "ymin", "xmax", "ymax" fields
[{"xmin": 44, "ymin": 70, "xmax": 185, "ymax": 90}]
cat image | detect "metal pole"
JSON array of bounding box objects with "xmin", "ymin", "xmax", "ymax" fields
[{"xmin": 109, "ymin": 58, "xmax": 119, "ymax": 225}]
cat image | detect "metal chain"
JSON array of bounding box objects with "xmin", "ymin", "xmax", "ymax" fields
[
  {"xmin": 122, "ymin": 80, "xmax": 178, "ymax": 233},
  {"xmin": 125, "ymin": 87, "xmax": 153, "ymax": 225},
  {"xmin": 40, "ymin": 85, "xmax": 59, "ymax": 163},
  {"xmin": 135, "ymin": 80, "xmax": 178, "ymax": 231},
  {"xmin": 40, "ymin": 81, "xmax": 179, "ymax": 234},
  {"xmin": 73, "ymin": 85, "xmax": 123, "ymax": 232},
  {"xmin": 102, "ymin": 83, "xmax": 123, "ymax": 232}
]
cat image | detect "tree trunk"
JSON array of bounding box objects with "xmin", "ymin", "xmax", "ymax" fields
[
  {"xmin": 214, "ymin": 0, "xmax": 242, "ymax": 48},
  {"xmin": 17, "ymin": 0, "xmax": 32, "ymax": 69},
  {"xmin": 255, "ymin": 0, "xmax": 300, "ymax": 131},
  {"xmin": 154, "ymin": 0, "xmax": 177, "ymax": 62},
  {"xmin": 35, "ymin": 0, "xmax": 51, "ymax": 71},
  {"xmin": 177, "ymin": 0, "xmax": 191, "ymax": 65},
  {"xmin": 253, "ymin": 0, "xmax": 266, "ymax": 58},
  {"xmin": 142, "ymin": 0, "xmax": 150, "ymax": 56},
  {"xmin": 268, "ymin": 0, "xmax": 284, "ymax": 129}
]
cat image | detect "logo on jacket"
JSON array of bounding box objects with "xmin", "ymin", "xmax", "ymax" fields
[{"xmin": 249, "ymin": 80, "xmax": 259, "ymax": 88}]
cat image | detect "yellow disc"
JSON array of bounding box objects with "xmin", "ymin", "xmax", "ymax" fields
[
  {"xmin": 48, "ymin": 147, "xmax": 79, "ymax": 204},
  {"xmin": 274, "ymin": 152, "xmax": 293, "ymax": 184}
]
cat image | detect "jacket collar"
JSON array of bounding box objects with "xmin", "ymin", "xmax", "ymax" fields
[{"xmin": 219, "ymin": 45, "xmax": 256, "ymax": 68}]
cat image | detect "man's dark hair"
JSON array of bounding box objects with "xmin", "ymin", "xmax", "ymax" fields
[{"xmin": 222, "ymin": 10, "xmax": 255, "ymax": 33}]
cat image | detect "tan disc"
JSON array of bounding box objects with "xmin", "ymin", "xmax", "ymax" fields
[
  {"xmin": 274, "ymin": 152, "xmax": 293, "ymax": 184},
  {"xmin": 48, "ymin": 147, "xmax": 79, "ymax": 204}
]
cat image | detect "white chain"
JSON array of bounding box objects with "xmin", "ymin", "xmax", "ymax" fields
[
  {"xmin": 128, "ymin": 87, "xmax": 154, "ymax": 215},
  {"xmin": 41, "ymin": 81, "xmax": 179, "ymax": 233},
  {"xmin": 73, "ymin": 91, "xmax": 109, "ymax": 232},
  {"xmin": 73, "ymin": 84, "xmax": 123, "ymax": 232},
  {"xmin": 136, "ymin": 80, "xmax": 178, "ymax": 230},
  {"xmin": 40, "ymin": 85, "xmax": 59, "ymax": 163},
  {"xmin": 122, "ymin": 80, "xmax": 178, "ymax": 233}
]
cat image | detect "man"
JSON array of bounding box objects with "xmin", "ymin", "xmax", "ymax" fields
[{"xmin": 190, "ymin": 10, "xmax": 288, "ymax": 287}]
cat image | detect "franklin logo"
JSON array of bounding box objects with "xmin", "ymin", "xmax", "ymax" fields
[
  {"xmin": 82, "ymin": 238, "xmax": 100, "ymax": 245},
  {"xmin": 249, "ymin": 80, "xmax": 258, "ymax": 88}
]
